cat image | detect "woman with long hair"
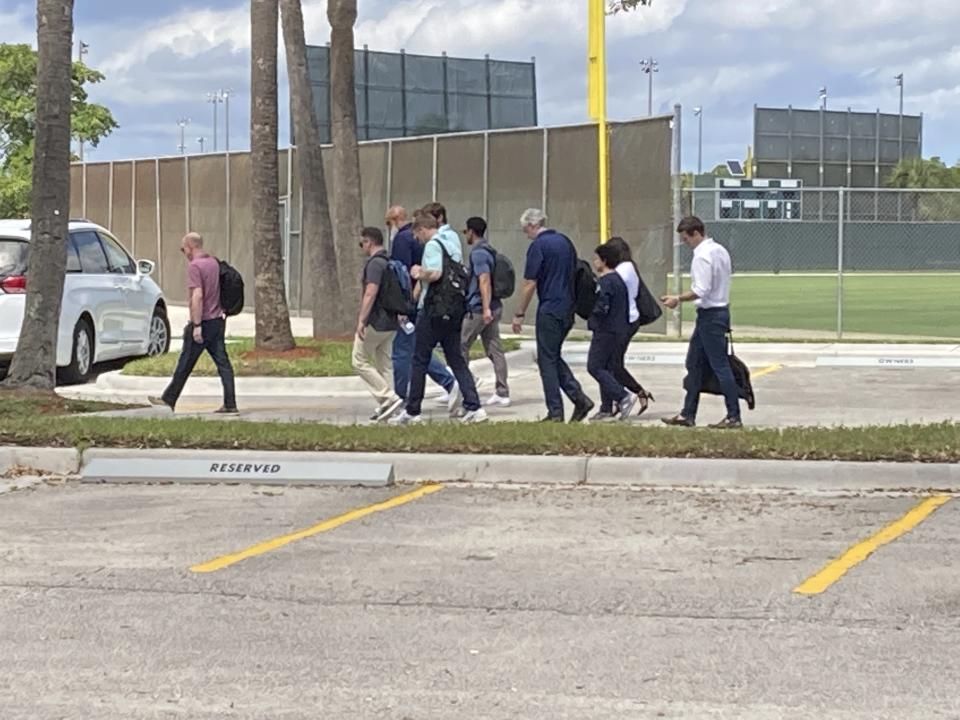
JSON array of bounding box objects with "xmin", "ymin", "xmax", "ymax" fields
[{"xmin": 606, "ymin": 236, "xmax": 654, "ymax": 416}]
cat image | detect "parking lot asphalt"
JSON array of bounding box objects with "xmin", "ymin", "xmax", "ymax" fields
[{"xmin": 2, "ymin": 480, "xmax": 959, "ymax": 718}]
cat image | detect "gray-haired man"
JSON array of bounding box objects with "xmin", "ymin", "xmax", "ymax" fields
[{"xmin": 511, "ymin": 209, "xmax": 593, "ymax": 423}]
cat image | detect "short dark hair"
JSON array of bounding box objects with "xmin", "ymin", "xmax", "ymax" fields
[
  {"xmin": 677, "ymin": 216, "xmax": 706, "ymax": 236},
  {"xmin": 423, "ymin": 202, "xmax": 447, "ymax": 224},
  {"xmin": 465, "ymin": 216, "xmax": 487, "ymax": 237},
  {"xmin": 361, "ymin": 227, "xmax": 384, "ymax": 246},
  {"xmin": 595, "ymin": 243, "xmax": 620, "ymax": 270},
  {"xmin": 606, "ymin": 236, "xmax": 632, "ymax": 265},
  {"xmin": 413, "ymin": 213, "xmax": 439, "ymax": 231}
]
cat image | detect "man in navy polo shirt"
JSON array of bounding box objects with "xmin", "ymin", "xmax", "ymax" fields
[{"xmin": 511, "ymin": 208, "xmax": 594, "ymax": 423}]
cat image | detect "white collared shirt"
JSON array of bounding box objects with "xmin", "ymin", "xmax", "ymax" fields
[
  {"xmin": 615, "ymin": 261, "xmax": 640, "ymax": 323},
  {"xmin": 690, "ymin": 238, "xmax": 732, "ymax": 309}
]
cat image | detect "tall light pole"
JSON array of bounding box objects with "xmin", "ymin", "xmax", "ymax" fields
[
  {"xmin": 640, "ymin": 57, "xmax": 659, "ymax": 116},
  {"xmin": 221, "ymin": 89, "xmax": 233, "ymax": 153},
  {"xmin": 819, "ymin": 86, "xmax": 828, "ymax": 110},
  {"xmin": 197, "ymin": 136, "xmax": 206, "ymax": 153},
  {"xmin": 176, "ymin": 118, "xmax": 191, "ymax": 155},
  {"xmin": 895, "ymin": 73, "xmax": 904, "ymax": 161},
  {"xmin": 206, "ymin": 92, "xmax": 223, "ymax": 151},
  {"xmin": 693, "ymin": 106, "xmax": 703, "ymax": 175},
  {"xmin": 77, "ymin": 40, "xmax": 89, "ymax": 161}
]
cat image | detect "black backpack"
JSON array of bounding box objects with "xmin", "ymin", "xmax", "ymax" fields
[
  {"xmin": 218, "ymin": 260, "xmax": 244, "ymax": 317},
  {"xmin": 425, "ymin": 240, "xmax": 469, "ymax": 320},
  {"xmin": 376, "ymin": 258, "xmax": 416, "ymax": 316},
  {"xmin": 480, "ymin": 245, "xmax": 516, "ymax": 300},
  {"xmin": 573, "ymin": 258, "xmax": 598, "ymax": 320}
]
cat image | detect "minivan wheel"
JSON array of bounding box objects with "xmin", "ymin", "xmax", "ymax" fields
[
  {"xmin": 146, "ymin": 306, "xmax": 171, "ymax": 356},
  {"xmin": 59, "ymin": 319, "xmax": 94, "ymax": 385}
]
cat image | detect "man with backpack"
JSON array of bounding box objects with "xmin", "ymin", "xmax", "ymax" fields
[
  {"xmin": 353, "ymin": 227, "xmax": 406, "ymax": 422},
  {"xmin": 149, "ymin": 231, "xmax": 237, "ymax": 415},
  {"xmin": 461, "ymin": 216, "xmax": 511, "ymax": 406},
  {"xmin": 511, "ymin": 209, "xmax": 594, "ymax": 423},
  {"xmin": 386, "ymin": 205, "xmax": 458, "ymax": 409},
  {"xmin": 390, "ymin": 213, "xmax": 486, "ymax": 425}
]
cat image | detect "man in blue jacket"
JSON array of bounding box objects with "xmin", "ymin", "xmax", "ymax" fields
[
  {"xmin": 511, "ymin": 208, "xmax": 594, "ymax": 423},
  {"xmin": 386, "ymin": 205, "xmax": 457, "ymax": 411}
]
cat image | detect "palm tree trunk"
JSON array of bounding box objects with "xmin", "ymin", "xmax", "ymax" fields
[
  {"xmin": 327, "ymin": 0, "xmax": 364, "ymax": 300},
  {"xmin": 251, "ymin": 0, "xmax": 295, "ymax": 351},
  {"xmin": 2, "ymin": 0, "xmax": 74, "ymax": 391},
  {"xmin": 280, "ymin": 0, "xmax": 349, "ymax": 337}
]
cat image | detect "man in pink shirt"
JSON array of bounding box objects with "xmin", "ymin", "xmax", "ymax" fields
[{"xmin": 149, "ymin": 232, "xmax": 237, "ymax": 414}]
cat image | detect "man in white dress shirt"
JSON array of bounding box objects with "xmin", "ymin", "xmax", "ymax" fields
[{"xmin": 660, "ymin": 216, "xmax": 742, "ymax": 429}]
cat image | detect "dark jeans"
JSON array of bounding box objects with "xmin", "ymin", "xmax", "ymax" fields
[
  {"xmin": 392, "ymin": 322, "xmax": 455, "ymax": 400},
  {"xmin": 588, "ymin": 331, "xmax": 628, "ymax": 412},
  {"xmin": 682, "ymin": 307, "xmax": 741, "ymax": 422},
  {"xmin": 614, "ymin": 321, "xmax": 646, "ymax": 397},
  {"xmin": 535, "ymin": 311, "xmax": 586, "ymax": 419},
  {"xmin": 162, "ymin": 318, "xmax": 236, "ymax": 410},
  {"xmin": 406, "ymin": 313, "xmax": 480, "ymax": 416}
]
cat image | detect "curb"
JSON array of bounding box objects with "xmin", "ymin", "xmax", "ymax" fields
[
  {"xmin": 58, "ymin": 351, "xmax": 530, "ymax": 402},
  {"xmin": 0, "ymin": 447, "xmax": 80, "ymax": 477},
  {"xmin": 3, "ymin": 445, "xmax": 960, "ymax": 493}
]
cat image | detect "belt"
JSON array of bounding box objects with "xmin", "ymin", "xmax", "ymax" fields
[{"xmin": 696, "ymin": 305, "xmax": 729, "ymax": 313}]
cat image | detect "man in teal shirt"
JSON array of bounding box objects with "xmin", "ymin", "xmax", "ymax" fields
[{"xmin": 390, "ymin": 209, "xmax": 485, "ymax": 425}]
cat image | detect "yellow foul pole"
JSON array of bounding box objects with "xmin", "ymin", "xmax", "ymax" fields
[{"xmin": 588, "ymin": 0, "xmax": 610, "ymax": 241}]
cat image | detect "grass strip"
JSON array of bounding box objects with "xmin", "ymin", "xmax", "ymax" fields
[
  {"xmin": 123, "ymin": 337, "xmax": 522, "ymax": 377},
  {"xmin": 1, "ymin": 392, "xmax": 956, "ymax": 463}
]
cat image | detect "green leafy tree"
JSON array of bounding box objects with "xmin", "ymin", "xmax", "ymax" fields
[
  {"xmin": 0, "ymin": 42, "xmax": 117, "ymax": 217},
  {"xmin": 885, "ymin": 156, "xmax": 956, "ymax": 189}
]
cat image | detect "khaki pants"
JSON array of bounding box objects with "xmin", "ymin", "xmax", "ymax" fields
[
  {"xmin": 352, "ymin": 327, "xmax": 398, "ymax": 406},
  {"xmin": 460, "ymin": 307, "xmax": 509, "ymax": 397}
]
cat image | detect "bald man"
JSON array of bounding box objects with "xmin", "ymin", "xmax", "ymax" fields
[{"xmin": 149, "ymin": 232, "xmax": 237, "ymax": 414}]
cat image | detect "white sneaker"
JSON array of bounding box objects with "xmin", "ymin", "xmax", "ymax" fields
[
  {"xmin": 388, "ymin": 410, "xmax": 423, "ymax": 426},
  {"xmin": 460, "ymin": 408, "xmax": 489, "ymax": 424},
  {"xmin": 485, "ymin": 393, "xmax": 511, "ymax": 408},
  {"xmin": 446, "ymin": 381, "xmax": 461, "ymax": 415},
  {"xmin": 375, "ymin": 396, "xmax": 405, "ymax": 422},
  {"xmin": 434, "ymin": 391, "xmax": 450, "ymax": 406}
]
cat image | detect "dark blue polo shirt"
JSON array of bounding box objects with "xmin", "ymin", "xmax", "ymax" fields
[
  {"xmin": 390, "ymin": 223, "xmax": 421, "ymax": 270},
  {"xmin": 523, "ymin": 229, "xmax": 576, "ymax": 318}
]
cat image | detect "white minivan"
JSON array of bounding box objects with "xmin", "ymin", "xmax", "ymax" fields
[{"xmin": 0, "ymin": 219, "xmax": 170, "ymax": 384}]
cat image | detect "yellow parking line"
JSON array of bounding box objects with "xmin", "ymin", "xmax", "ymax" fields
[
  {"xmin": 794, "ymin": 495, "xmax": 951, "ymax": 596},
  {"xmin": 752, "ymin": 363, "xmax": 784, "ymax": 380},
  {"xmin": 190, "ymin": 483, "xmax": 444, "ymax": 573}
]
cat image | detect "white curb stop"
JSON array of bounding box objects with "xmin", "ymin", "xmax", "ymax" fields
[{"xmin": 82, "ymin": 449, "xmax": 394, "ymax": 487}]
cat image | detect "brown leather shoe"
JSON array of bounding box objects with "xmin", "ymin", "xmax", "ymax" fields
[
  {"xmin": 709, "ymin": 417, "xmax": 743, "ymax": 430},
  {"xmin": 661, "ymin": 414, "xmax": 694, "ymax": 427}
]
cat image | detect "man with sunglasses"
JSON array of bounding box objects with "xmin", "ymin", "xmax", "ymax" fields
[{"xmin": 353, "ymin": 226, "xmax": 405, "ymax": 422}]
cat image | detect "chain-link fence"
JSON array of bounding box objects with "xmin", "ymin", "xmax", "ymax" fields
[{"xmin": 677, "ymin": 187, "xmax": 960, "ymax": 339}]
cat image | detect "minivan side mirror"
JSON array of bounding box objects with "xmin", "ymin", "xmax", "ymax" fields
[{"xmin": 137, "ymin": 259, "xmax": 155, "ymax": 276}]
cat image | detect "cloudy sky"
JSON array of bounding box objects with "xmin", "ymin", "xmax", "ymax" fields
[{"xmin": 2, "ymin": 0, "xmax": 956, "ymax": 171}]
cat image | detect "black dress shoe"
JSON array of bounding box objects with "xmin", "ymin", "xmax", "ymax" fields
[
  {"xmin": 214, "ymin": 406, "xmax": 240, "ymax": 415},
  {"xmin": 661, "ymin": 414, "xmax": 695, "ymax": 427},
  {"xmin": 540, "ymin": 415, "xmax": 564, "ymax": 423},
  {"xmin": 709, "ymin": 417, "xmax": 743, "ymax": 430},
  {"xmin": 570, "ymin": 397, "xmax": 595, "ymax": 423}
]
